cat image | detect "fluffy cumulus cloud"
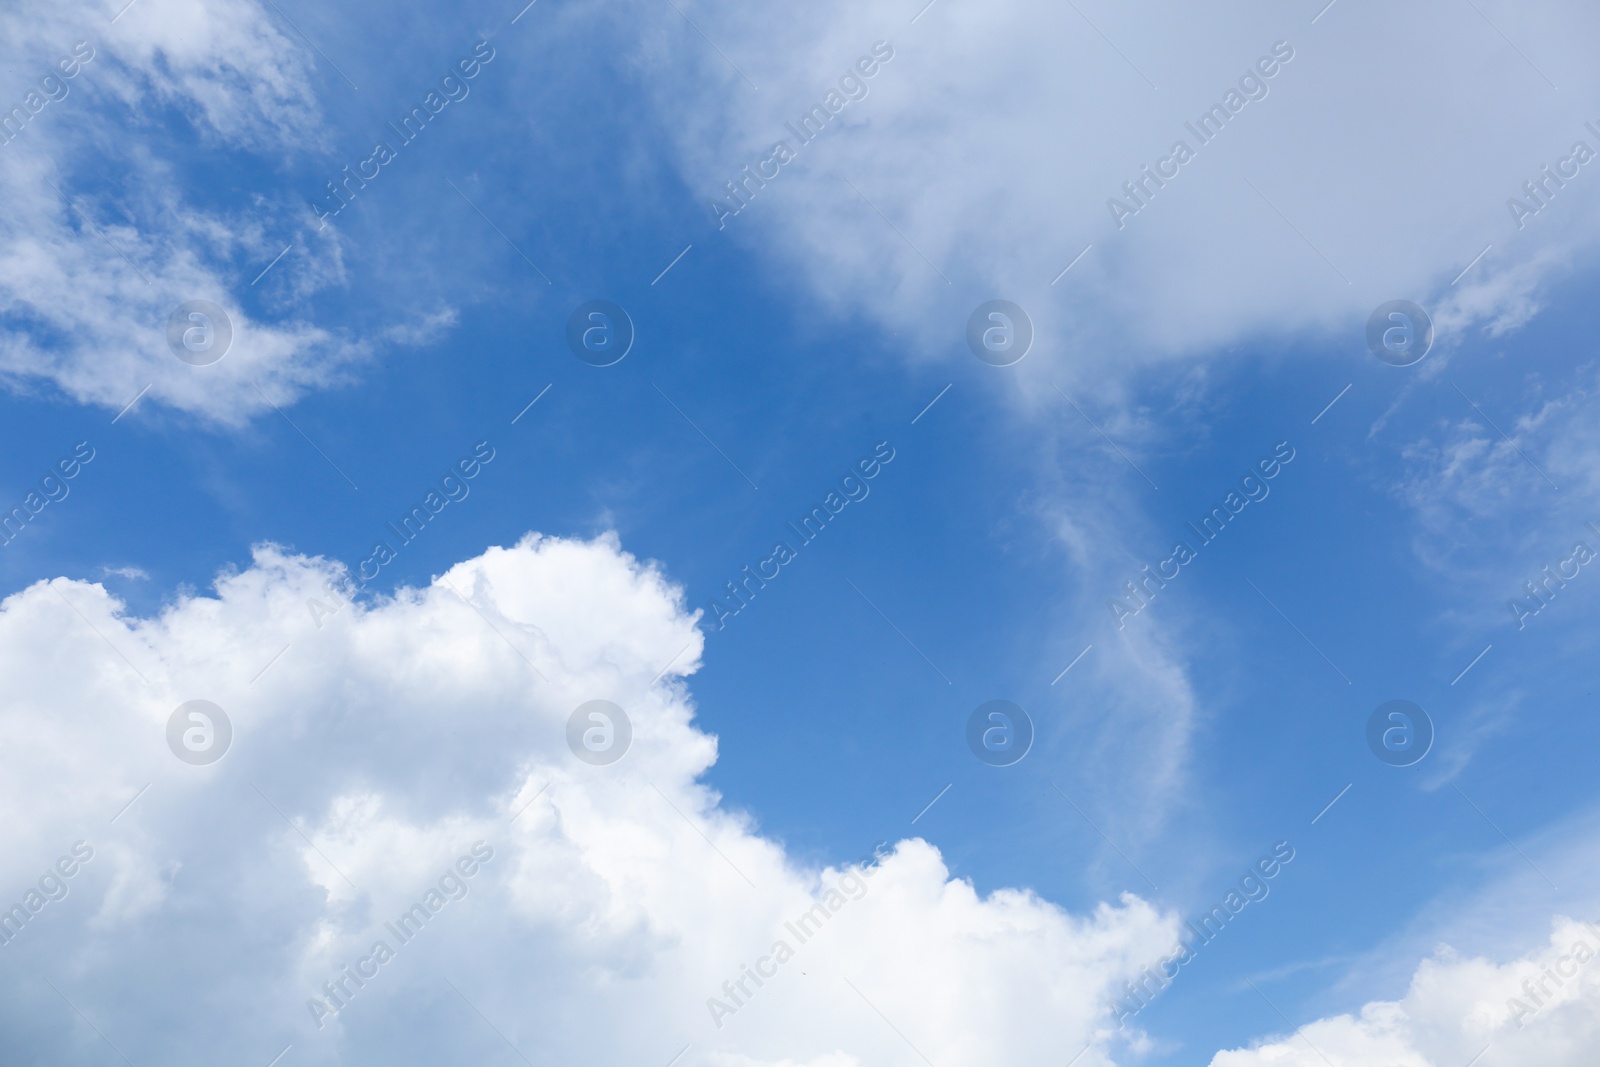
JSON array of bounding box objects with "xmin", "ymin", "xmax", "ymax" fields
[
  {"xmin": 0, "ymin": 0, "xmax": 358, "ymax": 424},
  {"xmin": 0, "ymin": 531, "xmax": 1182, "ymax": 1065},
  {"xmin": 1210, "ymin": 916, "xmax": 1600, "ymax": 1067}
]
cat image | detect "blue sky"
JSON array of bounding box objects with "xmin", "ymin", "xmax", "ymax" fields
[{"xmin": 4, "ymin": 0, "xmax": 1600, "ymax": 1065}]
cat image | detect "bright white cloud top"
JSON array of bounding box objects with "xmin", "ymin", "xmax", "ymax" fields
[
  {"xmin": 0, "ymin": 533, "xmax": 1186, "ymax": 1065},
  {"xmin": 1212, "ymin": 917, "xmax": 1600, "ymax": 1067},
  {"xmin": 1, "ymin": 0, "xmax": 1598, "ymax": 1063},
  {"xmin": 1, "ymin": 531, "xmax": 1593, "ymax": 1065}
]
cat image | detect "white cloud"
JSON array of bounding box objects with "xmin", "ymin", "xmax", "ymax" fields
[
  {"xmin": 1210, "ymin": 916, "xmax": 1600, "ymax": 1067},
  {"xmin": 90, "ymin": 0, "xmax": 325, "ymax": 148},
  {"xmin": 0, "ymin": 0, "xmax": 364, "ymax": 425},
  {"xmin": 0, "ymin": 147, "xmax": 357, "ymax": 425},
  {"xmin": 643, "ymin": 0, "xmax": 1600, "ymax": 386},
  {"xmin": 625, "ymin": 0, "xmax": 1600, "ymax": 841},
  {"xmin": 1399, "ymin": 366, "xmax": 1600, "ymax": 535},
  {"xmin": 1358, "ymin": 365, "xmax": 1600, "ymax": 782},
  {"xmin": 1037, "ymin": 469, "xmax": 1204, "ymax": 842},
  {"xmin": 0, "ymin": 532, "xmax": 1180, "ymax": 1064},
  {"xmin": 1392, "ymin": 362, "xmax": 1600, "ymax": 636}
]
